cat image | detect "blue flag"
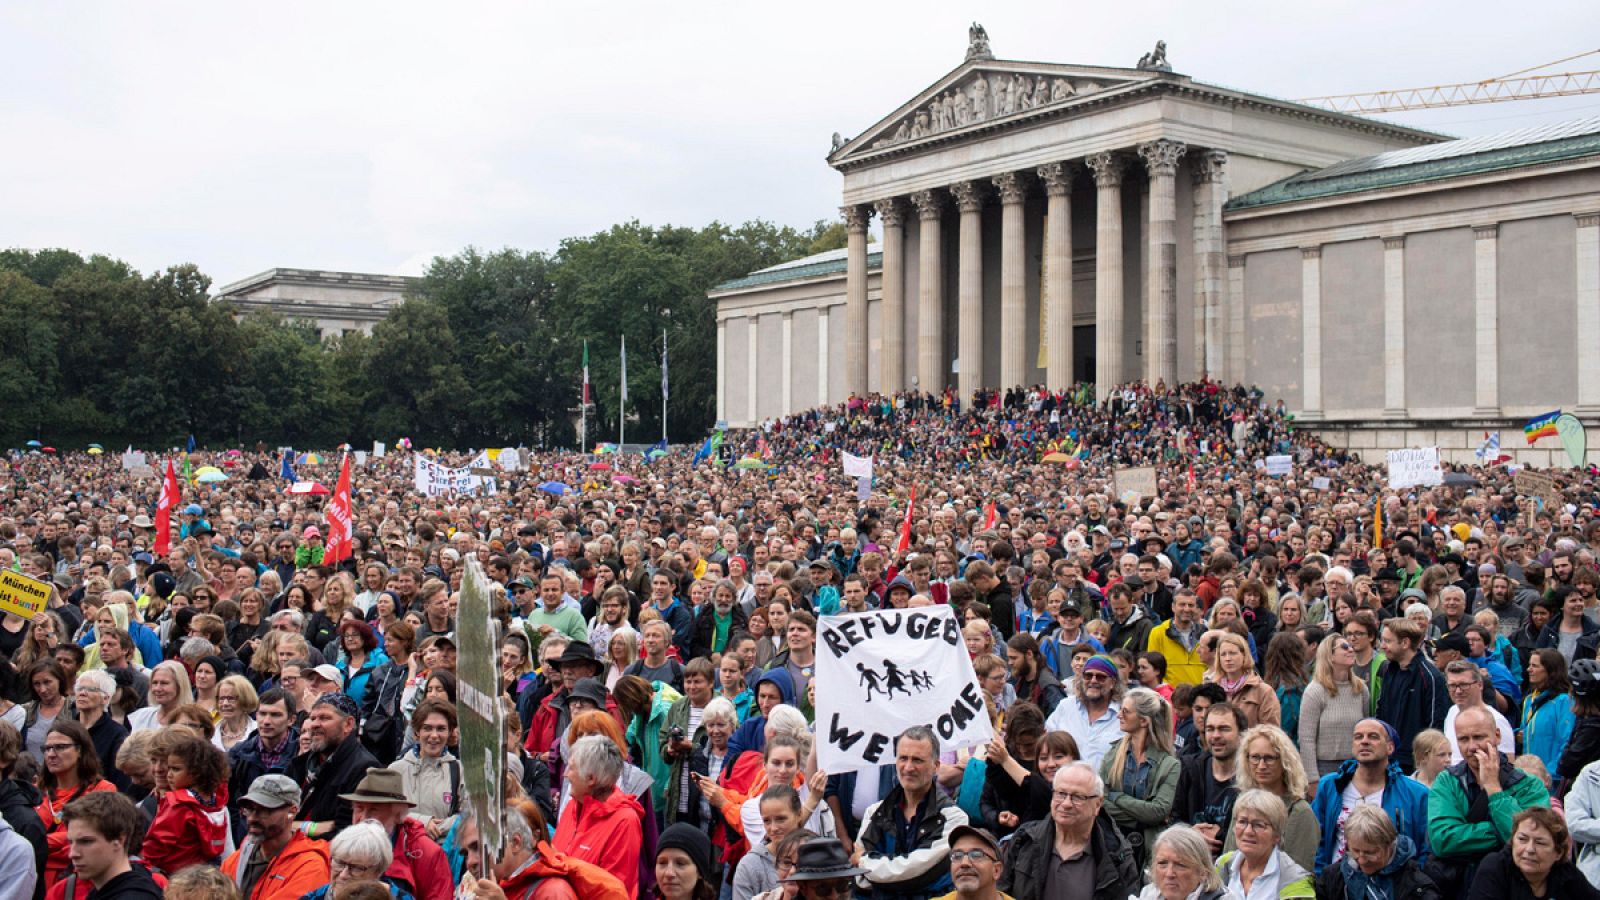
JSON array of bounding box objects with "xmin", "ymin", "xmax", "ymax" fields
[
  {"xmin": 691, "ymin": 436, "xmax": 714, "ymax": 466},
  {"xmin": 280, "ymin": 449, "xmax": 297, "ymax": 482}
]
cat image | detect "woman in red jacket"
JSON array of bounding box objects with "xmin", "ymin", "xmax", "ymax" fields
[
  {"xmin": 554, "ymin": 734, "xmax": 646, "ymax": 897},
  {"xmin": 35, "ymin": 721, "xmax": 117, "ymax": 891},
  {"xmin": 141, "ymin": 732, "xmax": 230, "ymax": 875}
]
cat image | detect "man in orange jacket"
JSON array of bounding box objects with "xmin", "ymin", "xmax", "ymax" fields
[{"xmin": 222, "ymin": 775, "xmax": 331, "ymax": 900}]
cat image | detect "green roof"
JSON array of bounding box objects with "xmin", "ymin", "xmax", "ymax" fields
[
  {"xmin": 1228, "ymin": 115, "xmax": 1600, "ymax": 211},
  {"xmin": 712, "ymin": 247, "xmax": 881, "ymax": 293}
]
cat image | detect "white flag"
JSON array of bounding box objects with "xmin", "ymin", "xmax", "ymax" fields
[{"xmin": 841, "ymin": 451, "xmax": 874, "ymax": 479}]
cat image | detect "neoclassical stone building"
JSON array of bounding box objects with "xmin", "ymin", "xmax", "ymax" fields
[{"xmin": 710, "ymin": 31, "xmax": 1600, "ymax": 464}]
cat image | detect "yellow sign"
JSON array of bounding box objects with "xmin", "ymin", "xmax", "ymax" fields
[{"xmin": 0, "ymin": 570, "xmax": 51, "ymax": 620}]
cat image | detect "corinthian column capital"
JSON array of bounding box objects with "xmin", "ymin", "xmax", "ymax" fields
[
  {"xmin": 1138, "ymin": 139, "xmax": 1188, "ymax": 177},
  {"xmin": 1191, "ymin": 149, "xmax": 1228, "ymax": 185},
  {"xmin": 992, "ymin": 171, "xmax": 1029, "ymax": 204},
  {"xmin": 841, "ymin": 204, "xmax": 873, "ymax": 232},
  {"xmin": 1085, "ymin": 151, "xmax": 1126, "ymax": 188},
  {"xmin": 874, "ymin": 198, "xmax": 905, "ymax": 229},
  {"xmin": 909, "ymin": 189, "xmax": 945, "ymax": 221},
  {"xmin": 950, "ymin": 181, "xmax": 987, "ymax": 213},
  {"xmin": 1036, "ymin": 161, "xmax": 1078, "ymax": 196}
]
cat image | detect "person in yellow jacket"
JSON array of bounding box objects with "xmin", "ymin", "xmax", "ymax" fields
[{"xmin": 1146, "ymin": 590, "xmax": 1207, "ymax": 686}]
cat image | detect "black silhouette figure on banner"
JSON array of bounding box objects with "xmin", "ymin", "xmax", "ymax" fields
[{"xmin": 858, "ymin": 660, "xmax": 934, "ymax": 701}]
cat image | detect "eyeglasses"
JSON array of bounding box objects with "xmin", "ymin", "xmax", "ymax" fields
[
  {"xmin": 1051, "ymin": 790, "xmax": 1099, "ymax": 806},
  {"xmin": 1247, "ymin": 754, "xmax": 1281, "ymax": 765},
  {"xmin": 949, "ymin": 849, "xmax": 998, "ymax": 864},
  {"xmin": 331, "ymin": 859, "xmax": 379, "ymax": 877},
  {"xmin": 43, "ymin": 744, "xmax": 77, "ymax": 755},
  {"xmin": 1235, "ymin": 817, "xmax": 1275, "ymax": 834},
  {"xmin": 1081, "ymin": 672, "xmax": 1111, "ymax": 682}
]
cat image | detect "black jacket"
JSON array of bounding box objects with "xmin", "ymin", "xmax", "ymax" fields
[
  {"xmin": 1172, "ymin": 752, "xmax": 1236, "ymax": 828},
  {"xmin": 998, "ymin": 811, "xmax": 1138, "ymax": 900},
  {"xmin": 856, "ymin": 784, "xmax": 964, "ymax": 899},
  {"xmin": 227, "ymin": 727, "xmax": 300, "ymax": 821},
  {"xmin": 0, "ymin": 778, "xmax": 45, "ymax": 898},
  {"xmin": 84, "ymin": 713, "xmax": 129, "ymax": 793},
  {"xmin": 689, "ymin": 603, "xmax": 748, "ymax": 661},
  {"xmin": 1465, "ymin": 848, "xmax": 1600, "ymax": 900},
  {"xmin": 1317, "ymin": 857, "xmax": 1441, "ymax": 900},
  {"xmin": 283, "ymin": 734, "xmax": 377, "ymax": 834},
  {"xmin": 85, "ymin": 864, "xmax": 164, "ymax": 900},
  {"xmin": 1559, "ymin": 714, "xmax": 1600, "ymax": 797},
  {"xmin": 983, "ymin": 584, "xmax": 1016, "ymax": 640},
  {"xmin": 359, "ymin": 659, "xmax": 408, "ymax": 763}
]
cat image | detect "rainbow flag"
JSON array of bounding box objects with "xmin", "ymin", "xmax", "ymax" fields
[{"xmin": 1525, "ymin": 410, "xmax": 1561, "ymax": 445}]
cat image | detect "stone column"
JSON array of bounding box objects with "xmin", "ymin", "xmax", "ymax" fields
[
  {"xmin": 746, "ymin": 316, "xmax": 759, "ymax": 424},
  {"xmin": 1139, "ymin": 139, "xmax": 1186, "ymax": 387},
  {"xmin": 951, "ymin": 180, "xmax": 987, "ymax": 402},
  {"xmin": 994, "ymin": 171, "xmax": 1029, "ymax": 390},
  {"xmin": 910, "ymin": 190, "xmax": 945, "ymax": 393},
  {"xmin": 1227, "ymin": 255, "xmax": 1246, "ymax": 385},
  {"xmin": 875, "ymin": 198, "xmax": 907, "ymax": 394},
  {"xmin": 781, "ymin": 311, "xmax": 794, "ymax": 416},
  {"xmin": 1192, "ymin": 150, "xmax": 1227, "ymax": 380},
  {"xmin": 817, "ymin": 308, "xmax": 831, "ymax": 404},
  {"xmin": 716, "ymin": 318, "xmax": 727, "ymax": 423},
  {"xmin": 1473, "ymin": 224, "xmax": 1500, "ymax": 415},
  {"xmin": 1086, "ymin": 151, "xmax": 1126, "ymax": 402},
  {"xmin": 1037, "ymin": 162, "xmax": 1075, "ymax": 392},
  {"xmin": 1578, "ymin": 213, "xmax": 1600, "ymax": 413},
  {"xmin": 843, "ymin": 204, "xmax": 872, "ymax": 397},
  {"xmin": 1383, "ymin": 236, "xmax": 1407, "ymax": 416},
  {"xmin": 1301, "ymin": 247, "xmax": 1323, "ymax": 419}
]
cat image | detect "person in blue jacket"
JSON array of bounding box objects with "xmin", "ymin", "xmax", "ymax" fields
[
  {"xmin": 722, "ymin": 667, "xmax": 795, "ymax": 773},
  {"xmin": 1466, "ymin": 624, "xmax": 1521, "ymax": 707},
  {"xmin": 1521, "ymin": 648, "xmax": 1576, "ymax": 775},
  {"xmin": 1310, "ymin": 718, "xmax": 1430, "ymax": 876}
]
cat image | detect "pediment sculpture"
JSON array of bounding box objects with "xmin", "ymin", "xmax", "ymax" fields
[{"xmin": 870, "ymin": 72, "xmax": 1098, "ymax": 150}]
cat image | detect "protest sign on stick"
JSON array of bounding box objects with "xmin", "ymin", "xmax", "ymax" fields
[
  {"xmin": 1386, "ymin": 447, "xmax": 1442, "ymax": 489},
  {"xmin": 815, "ymin": 606, "xmax": 994, "ymax": 774},
  {"xmin": 455, "ymin": 558, "xmax": 504, "ymax": 877}
]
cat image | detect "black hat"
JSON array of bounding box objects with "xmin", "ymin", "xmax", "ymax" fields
[
  {"xmin": 555, "ymin": 677, "xmax": 608, "ymax": 711},
  {"xmin": 150, "ymin": 572, "xmax": 176, "ymax": 599},
  {"xmin": 1375, "ymin": 568, "xmax": 1403, "ymax": 583},
  {"xmin": 657, "ymin": 823, "xmax": 714, "ymax": 881},
  {"xmin": 785, "ymin": 838, "xmax": 869, "ymax": 882},
  {"xmin": 554, "ymin": 641, "xmax": 603, "ymax": 675},
  {"xmin": 1435, "ymin": 633, "xmax": 1471, "ymax": 655}
]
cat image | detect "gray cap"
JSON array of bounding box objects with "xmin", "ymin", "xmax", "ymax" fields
[{"xmin": 241, "ymin": 774, "xmax": 302, "ymax": 809}]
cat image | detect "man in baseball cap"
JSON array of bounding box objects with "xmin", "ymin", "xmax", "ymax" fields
[
  {"xmin": 946, "ymin": 825, "xmax": 1011, "ymax": 900},
  {"xmin": 222, "ymin": 774, "xmax": 331, "ymax": 900},
  {"xmin": 283, "ymin": 693, "xmax": 378, "ymax": 841}
]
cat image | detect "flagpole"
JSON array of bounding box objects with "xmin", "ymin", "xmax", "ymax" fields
[
  {"xmin": 619, "ymin": 334, "xmax": 627, "ymax": 448},
  {"xmin": 662, "ymin": 329, "xmax": 669, "ymax": 443}
]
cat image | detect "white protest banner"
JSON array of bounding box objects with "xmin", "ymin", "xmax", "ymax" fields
[
  {"xmin": 1265, "ymin": 455, "xmax": 1293, "ymax": 476},
  {"xmin": 1311, "ymin": 476, "xmax": 1331, "ymax": 491},
  {"xmin": 1114, "ymin": 466, "xmax": 1157, "ymax": 501},
  {"xmin": 841, "ymin": 451, "xmax": 874, "ymax": 479},
  {"xmin": 355, "ymin": 451, "xmax": 368, "ymax": 467},
  {"xmin": 414, "ymin": 455, "xmax": 499, "ymax": 497},
  {"xmin": 372, "ymin": 441, "xmax": 387, "ymax": 458},
  {"xmin": 1387, "ymin": 447, "xmax": 1443, "ymax": 490},
  {"xmin": 815, "ymin": 606, "xmax": 994, "ymax": 774},
  {"xmin": 120, "ymin": 449, "xmax": 146, "ymax": 471}
]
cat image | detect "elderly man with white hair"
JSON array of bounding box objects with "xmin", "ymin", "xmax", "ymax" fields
[{"xmin": 999, "ymin": 763, "xmax": 1139, "ymax": 899}]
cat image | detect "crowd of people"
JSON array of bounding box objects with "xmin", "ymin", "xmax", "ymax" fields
[{"xmin": 3, "ymin": 378, "xmax": 1600, "ymax": 900}]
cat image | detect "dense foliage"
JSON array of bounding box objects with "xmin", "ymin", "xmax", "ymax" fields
[{"xmin": 0, "ymin": 219, "xmax": 845, "ymax": 450}]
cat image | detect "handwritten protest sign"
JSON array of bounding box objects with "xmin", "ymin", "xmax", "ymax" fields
[
  {"xmin": 1115, "ymin": 466, "xmax": 1157, "ymax": 502},
  {"xmin": 414, "ymin": 451, "xmax": 499, "ymax": 496},
  {"xmin": 815, "ymin": 606, "xmax": 994, "ymax": 774},
  {"xmin": 0, "ymin": 570, "xmax": 51, "ymax": 619},
  {"xmin": 1265, "ymin": 455, "xmax": 1294, "ymax": 476},
  {"xmin": 1387, "ymin": 447, "xmax": 1443, "ymax": 490},
  {"xmin": 455, "ymin": 558, "xmax": 504, "ymax": 876},
  {"xmin": 841, "ymin": 452, "xmax": 874, "ymax": 479}
]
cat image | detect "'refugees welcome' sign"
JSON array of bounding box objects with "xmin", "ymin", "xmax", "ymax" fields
[{"xmin": 815, "ymin": 605, "xmax": 994, "ymax": 773}]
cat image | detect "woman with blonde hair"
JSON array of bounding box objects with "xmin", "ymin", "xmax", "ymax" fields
[
  {"xmin": 127, "ymin": 660, "xmax": 193, "ymax": 732},
  {"xmin": 213, "ymin": 674, "xmax": 258, "ymax": 751},
  {"xmin": 1297, "ymin": 632, "xmax": 1368, "ymax": 785},
  {"xmin": 1137, "ymin": 823, "xmax": 1240, "ymax": 900},
  {"xmin": 1208, "ymin": 632, "xmax": 1280, "ymax": 728},
  {"xmin": 1224, "ymin": 725, "xmax": 1318, "ymax": 873},
  {"xmin": 1099, "ymin": 687, "xmax": 1181, "ymax": 870},
  {"xmin": 607, "ymin": 628, "xmax": 640, "ymax": 691}
]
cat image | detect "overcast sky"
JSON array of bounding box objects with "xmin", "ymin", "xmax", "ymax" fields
[{"xmin": 3, "ymin": 2, "xmax": 1596, "ymax": 287}]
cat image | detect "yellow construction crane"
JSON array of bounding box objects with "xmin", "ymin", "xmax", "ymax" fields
[{"xmin": 1298, "ymin": 49, "xmax": 1600, "ymax": 114}]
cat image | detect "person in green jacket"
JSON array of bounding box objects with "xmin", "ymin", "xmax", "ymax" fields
[
  {"xmin": 1098, "ymin": 687, "xmax": 1180, "ymax": 870},
  {"xmin": 294, "ymin": 526, "xmax": 326, "ymax": 568},
  {"xmin": 1427, "ymin": 705, "xmax": 1551, "ymax": 895},
  {"xmin": 615, "ymin": 674, "xmax": 682, "ymax": 811}
]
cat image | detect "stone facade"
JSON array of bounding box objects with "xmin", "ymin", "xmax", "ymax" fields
[
  {"xmin": 216, "ymin": 268, "xmax": 419, "ymax": 337},
  {"xmin": 711, "ymin": 31, "xmax": 1600, "ymax": 461}
]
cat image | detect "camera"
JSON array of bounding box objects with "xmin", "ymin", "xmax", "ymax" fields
[{"xmin": 669, "ymin": 726, "xmax": 686, "ymax": 742}]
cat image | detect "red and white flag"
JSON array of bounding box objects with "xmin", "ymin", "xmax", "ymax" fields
[
  {"xmin": 981, "ymin": 500, "xmax": 998, "ymax": 531},
  {"xmin": 153, "ymin": 459, "xmax": 180, "ymax": 556},
  {"xmin": 896, "ymin": 487, "xmax": 917, "ymax": 554},
  {"xmin": 324, "ymin": 454, "xmax": 354, "ymax": 565}
]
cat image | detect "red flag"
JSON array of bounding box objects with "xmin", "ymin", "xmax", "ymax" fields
[
  {"xmin": 896, "ymin": 487, "xmax": 917, "ymax": 554},
  {"xmin": 981, "ymin": 500, "xmax": 998, "ymax": 531},
  {"xmin": 325, "ymin": 454, "xmax": 354, "ymax": 565},
  {"xmin": 153, "ymin": 459, "xmax": 180, "ymax": 556}
]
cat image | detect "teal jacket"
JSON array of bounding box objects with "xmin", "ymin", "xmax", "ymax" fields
[
  {"xmin": 625, "ymin": 681, "xmax": 682, "ymax": 810},
  {"xmin": 1427, "ymin": 754, "xmax": 1551, "ymax": 859}
]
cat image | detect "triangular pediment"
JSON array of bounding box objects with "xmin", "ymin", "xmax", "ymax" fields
[{"xmin": 830, "ymin": 60, "xmax": 1161, "ymax": 166}]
